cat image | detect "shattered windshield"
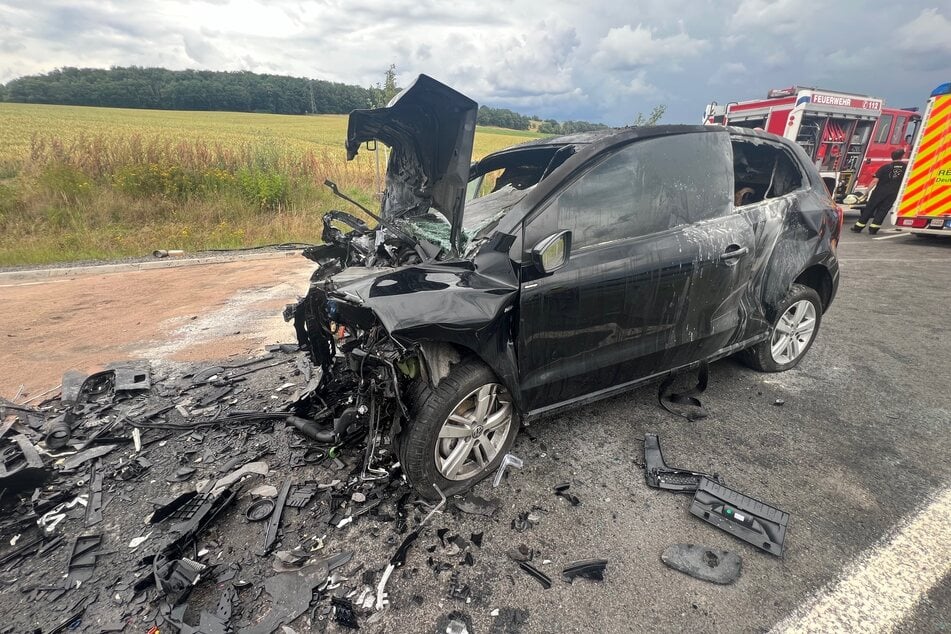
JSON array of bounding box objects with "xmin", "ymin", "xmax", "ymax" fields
[{"xmin": 404, "ymin": 183, "xmax": 530, "ymax": 254}]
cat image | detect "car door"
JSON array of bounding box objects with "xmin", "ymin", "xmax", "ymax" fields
[{"xmin": 516, "ymin": 131, "xmax": 752, "ymax": 413}]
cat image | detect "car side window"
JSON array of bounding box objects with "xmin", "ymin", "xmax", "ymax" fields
[
  {"xmin": 732, "ymin": 139, "xmax": 805, "ymax": 206},
  {"xmin": 524, "ymin": 132, "xmax": 733, "ymax": 252}
]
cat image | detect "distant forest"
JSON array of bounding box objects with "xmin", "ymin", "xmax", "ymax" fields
[{"xmin": 0, "ymin": 67, "xmax": 611, "ymax": 133}]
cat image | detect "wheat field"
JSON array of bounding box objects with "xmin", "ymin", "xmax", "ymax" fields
[{"xmin": 0, "ymin": 103, "xmax": 544, "ymax": 265}]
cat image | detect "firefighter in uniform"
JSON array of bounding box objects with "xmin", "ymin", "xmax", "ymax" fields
[{"xmin": 852, "ymin": 149, "xmax": 908, "ymax": 235}]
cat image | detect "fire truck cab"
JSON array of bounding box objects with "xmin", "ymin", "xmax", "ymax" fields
[{"xmin": 704, "ymin": 87, "xmax": 920, "ymax": 204}]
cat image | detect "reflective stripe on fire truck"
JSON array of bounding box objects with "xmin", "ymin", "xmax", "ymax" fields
[{"xmin": 896, "ymin": 94, "xmax": 951, "ymax": 218}]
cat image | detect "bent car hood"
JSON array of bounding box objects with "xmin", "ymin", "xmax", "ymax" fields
[{"xmin": 346, "ymin": 74, "xmax": 477, "ymax": 254}]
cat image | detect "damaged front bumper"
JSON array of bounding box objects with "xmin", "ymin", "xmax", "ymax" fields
[{"xmin": 284, "ymin": 284, "xmax": 413, "ymax": 457}]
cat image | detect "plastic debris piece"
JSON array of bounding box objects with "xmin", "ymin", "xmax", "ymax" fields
[
  {"xmin": 553, "ymin": 482, "xmax": 581, "ymax": 506},
  {"xmin": 211, "ymin": 461, "xmax": 268, "ymax": 495},
  {"xmin": 470, "ymin": 532, "xmax": 483, "ymax": 548},
  {"xmin": 517, "ymin": 561, "xmax": 552, "ymax": 589},
  {"xmin": 331, "ymin": 597, "xmax": 359, "ymax": 630},
  {"xmin": 492, "ymin": 453, "xmax": 524, "ymax": 487},
  {"xmin": 644, "ymin": 433, "xmax": 722, "ymax": 493},
  {"xmin": 66, "ymin": 533, "xmax": 102, "ymax": 585},
  {"xmin": 246, "ymin": 499, "xmax": 275, "ymax": 522},
  {"xmin": 113, "ymin": 366, "xmax": 151, "ymax": 392},
  {"xmin": 491, "ymin": 608, "xmax": 530, "ymax": 631},
  {"xmin": 507, "ymin": 544, "xmax": 532, "ymax": 562},
  {"xmin": 44, "ymin": 415, "xmax": 72, "ymax": 450},
  {"xmin": 453, "ymin": 493, "xmax": 499, "ymax": 517},
  {"xmin": 249, "ymin": 485, "xmax": 278, "ymax": 498},
  {"xmin": 689, "ymin": 477, "xmax": 789, "ymax": 556},
  {"xmin": 774, "ymin": 398, "xmax": 785, "ymax": 406},
  {"xmin": 661, "ymin": 544, "xmax": 741, "ymax": 584},
  {"xmin": 84, "ymin": 460, "xmax": 104, "ymax": 527},
  {"xmin": 657, "ymin": 362, "xmax": 709, "ymax": 421},
  {"xmin": 260, "ymin": 478, "xmax": 293, "ymax": 556},
  {"xmin": 562, "ymin": 558, "xmax": 609, "ymax": 583},
  {"xmin": 61, "ymin": 444, "xmax": 117, "ymax": 472},
  {"xmin": 167, "ymin": 466, "xmax": 197, "ymax": 482},
  {"xmin": 285, "ymin": 481, "xmax": 318, "ymax": 508},
  {"xmin": 448, "ymin": 571, "xmax": 470, "ymax": 601},
  {"xmin": 0, "ymin": 434, "xmax": 50, "ymax": 493}
]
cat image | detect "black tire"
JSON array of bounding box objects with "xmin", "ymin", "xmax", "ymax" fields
[
  {"xmin": 740, "ymin": 283, "xmax": 822, "ymax": 372},
  {"xmin": 398, "ymin": 359, "xmax": 520, "ymax": 500}
]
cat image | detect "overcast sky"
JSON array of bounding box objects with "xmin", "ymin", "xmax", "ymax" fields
[{"xmin": 1, "ymin": 0, "xmax": 950, "ymax": 124}]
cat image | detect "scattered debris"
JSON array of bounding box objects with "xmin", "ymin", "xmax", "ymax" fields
[
  {"xmin": 66, "ymin": 533, "xmax": 102, "ymax": 586},
  {"xmin": 249, "ymin": 484, "xmax": 279, "ymax": 498},
  {"xmin": 657, "ymin": 363, "xmax": 709, "ymax": 420},
  {"xmin": 83, "ymin": 460, "xmax": 104, "ymax": 527},
  {"xmin": 492, "ymin": 453, "xmax": 524, "ymax": 487},
  {"xmin": 774, "ymin": 398, "xmax": 785, "ymax": 406},
  {"xmin": 553, "ymin": 482, "xmax": 581, "ymax": 506},
  {"xmin": 260, "ymin": 478, "xmax": 293, "ymax": 556},
  {"xmin": 506, "ymin": 544, "xmax": 532, "ymax": 562},
  {"xmin": 517, "ymin": 561, "xmax": 552, "ymax": 589},
  {"xmin": 0, "ymin": 434, "xmax": 49, "ymax": 493},
  {"xmin": 441, "ymin": 611, "xmax": 474, "ymax": 634},
  {"xmin": 489, "ymin": 607, "xmax": 530, "ymax": 633},
  {"xmin": 690, "ymin": 477, "xmax": 789, "ymax": 556},
  {"xmin": 61, "ymin": 444, "xmax": 118, "ymax": 472},
  {"xmin": 454, "ymin": 493, "xmax": 499, "ymax": 517},
  {"xmin": 644, "ymin": 433, "xmax": 721, "ymax": 493},
  {"xmin": 332, "ymin": 596, "xmax": 360, "ymax": 629},
  {"xmin": 562, "ymin": 558, "xmax": 608, "ymax": 583},
  {"xmin": 376, "ymin": 484, "xmax": 446, "ymax": 611},
  {"xmin": 246, "ymin": 499, "xmax": 275, "ymax": 522},
  {"xmin": 661, "ymin": 543, "xmax": 742, "ymax": 584}
]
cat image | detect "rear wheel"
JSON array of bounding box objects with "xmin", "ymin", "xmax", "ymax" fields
[
  {"xmin": 741, "ymin": 283, "xmax": 822, "ymax": 372},
  {"xmin": 398, "ymin": 359, "xmax": 519, "ymax": 499}
]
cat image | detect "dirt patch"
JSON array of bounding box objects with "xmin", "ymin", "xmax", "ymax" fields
[{"xmin": 0, "ymin": 257, "xmax": 313, "ymax": 399}]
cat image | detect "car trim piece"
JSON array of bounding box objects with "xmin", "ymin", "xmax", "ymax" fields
[{"xmin": 523, "ymin": 333, "xmax": 768, "ymax": 421}]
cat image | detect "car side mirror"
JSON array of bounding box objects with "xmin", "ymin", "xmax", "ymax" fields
[{"xmin": 531, "ymin": 231, "xmax": 572, "ymax": 274}]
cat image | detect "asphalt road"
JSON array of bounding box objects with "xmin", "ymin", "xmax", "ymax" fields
[{"xmin": 1, "ymin": 228, "xmax": 949, "ymax": 633}]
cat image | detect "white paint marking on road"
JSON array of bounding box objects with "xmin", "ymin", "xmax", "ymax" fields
[
  {"xmin": 772, "ymin": 486, "xmax": 951, "ymax": 634},
  {"xmin": 872, "ymin": 233, "xmax": 910, "ymax": 241}
]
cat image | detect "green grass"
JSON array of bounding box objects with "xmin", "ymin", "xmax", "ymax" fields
[{"xmin": 0, "ymin": 103, "xmax": 546, "ymax": 266}]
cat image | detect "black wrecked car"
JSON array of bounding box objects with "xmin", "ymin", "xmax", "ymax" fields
[{"xmin": 287, "ymin": 75, "xmax": 841, "ymax": 499}]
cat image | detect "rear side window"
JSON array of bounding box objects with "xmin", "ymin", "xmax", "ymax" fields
[
  {"xmin": 525, "ymin": 132, "xmax": 733, "ymax": 250},
  {"xmin": 732, "ymin": 139, "xmax": 804, "ymax": 206}
]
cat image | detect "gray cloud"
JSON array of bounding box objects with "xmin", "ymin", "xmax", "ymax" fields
[{"xmin": 0, "ymin": 0, "xmax": 948, "ymax": 125}]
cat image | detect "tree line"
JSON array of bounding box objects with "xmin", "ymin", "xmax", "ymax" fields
[
  {"xmin": 0, "ymin": 67, "xmax": 384, "ymax": 115},
  {"xmin": 0, "ymin": 66, "xmax": 623, "ymax": 131}
]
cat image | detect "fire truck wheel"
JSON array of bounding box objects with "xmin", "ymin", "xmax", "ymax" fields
[{"xmin": 741, "ymin": 283, "xmax": 823, "ymax": 372}]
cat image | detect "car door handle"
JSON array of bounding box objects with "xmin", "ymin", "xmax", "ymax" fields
[{"xmin": 721, "ymin": 245, "xmax": 749, "ymax": 260}]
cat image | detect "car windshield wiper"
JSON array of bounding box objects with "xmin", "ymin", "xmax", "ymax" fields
[{"xmin": 323, "ymin": 179, "xmax": 423, "ymax": 252}]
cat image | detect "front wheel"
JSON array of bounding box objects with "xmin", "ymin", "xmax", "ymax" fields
[
  {"xmin": 398, "ymin": 359, "xmax": 520, "ymax": 500},
  {"xmin": 741, "ymin": 283, "xmax": 822, "ymax": 372}
]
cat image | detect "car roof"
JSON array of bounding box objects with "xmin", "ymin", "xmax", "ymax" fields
[{"xmin": 480, "ymin": 124, "xmax": 794, "ymax": 162}]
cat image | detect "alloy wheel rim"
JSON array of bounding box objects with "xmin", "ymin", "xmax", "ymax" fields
[
  {"xmin": 434, "ymin": 383, "xmax": 513, "ymax": 481},
  {"xmin": 770, "ymin": 300, "xmax": 817, "ymax": 364}
]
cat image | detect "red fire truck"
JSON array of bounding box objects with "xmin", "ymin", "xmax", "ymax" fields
[{"xmin": 703, "ymin": 87, "xmax": 921, "ymax": 203}]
